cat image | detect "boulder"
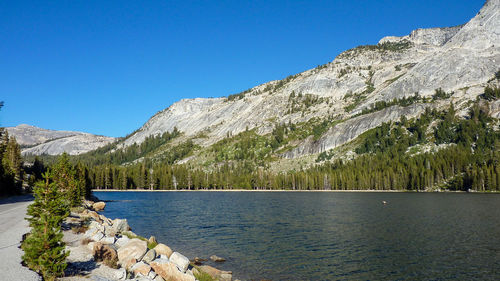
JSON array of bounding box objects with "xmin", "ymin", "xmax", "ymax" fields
[
  {"xmin": 99, "ymin": 215, "xmax": 112, "ymax": 225},
  {"xmin": 84, "ymin": 227, "xmax": 98, "ymax": 238},
  {"xmin": 91, "ymin": 231, "xmax": 105, "ymax": 242},
  {"xmin": 90, "ymin": 276, "xmax": 113, "ymax": 281},
  {"xmin": 153, "ymin": 243, "xmax": 173, "ymax": 258},
  {"xmin": 142, "ymin": 249, "xmax": 157, "ymax": 263},
  {"xmin": 87, "ymin": 210, "xmax": 103, "ymax": 223},
  {"xmin": 112, "ymin": 219, "xmax": 130, "ymax": 233},
  {"xmin": 114, "ymin": 268, "xmax": 127, "ymax": 280},
  {"xmin": 93, "ymin": 242, "xmax": 119, "ymax": 269},
  {"xmin": 117, "ymin": 238, "xmax": 148, "ymax": 264},
  {"xmin": 134, "ymin": 276, "xmax": 154, "ymax": 281},
  {"xmin": 101, "ymin": 236, "xmax": 115, "ymax": 244},
  {"xmin": 169, "ymin": 252, "xmax": 190, "ymax": 273},
  {"xmin": 210, "ymin": 255, "xmax": 226, "ymax": 262},
  {"xmin": 198, "ymin": 265, "xmax": 232, "ymax": 281},
  {"xmin": 132, "ymin": 261, "xmax": 152, "ymax": 276},
  {"xmin": 83, "ymin": 200, "xmax": 94, "ymax": 208},
  {"xmin": 89, "ymin": 220, "xmax": 104, "ymax": 231},
  {"xmin": 122, "ymin": 257, "xmax": 137, "ymax": 271},
  {"xmin": 148, "ymin": 269, "xmax": 157, "ymax": 279},
  {"xmin": 191, "ymin": 257, "xmax": 207, "ymax": 265},
  {"xmin": 93, "ymin": 201, "xmax": 106, "ymax": 211},
  {"xmin": 153, "ymin": 275, "xmax": 165, "ymax": 281},
  {"xmin": 148, "ymin": 236, "xmax": 157, "ymax": 245},
  {"xmin": 115, "ymin": 236, "xmax": 130, "ymax": 248},
  {"xmin": 150, "ymin": 261, "xmax": 195, "ymax": 281},
  {"xmin": 104, "ymin": 225, "xmax": 117, "ymax": 237},
  {"xmin": 220, "ymin": 273, "xmax": 233, "ymax": 281}
]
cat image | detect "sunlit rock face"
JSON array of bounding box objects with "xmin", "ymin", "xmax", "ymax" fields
[
  {"xmin": 6, "ymin": 124, "xmax": 116, "ymax": 155},
  {"xmin": 120, "ymin": 1, "xmax": 499, "ymax": 159},
  {"xmin": 9, "ymin": 1, "xmax": 499, "ymax": 159}
]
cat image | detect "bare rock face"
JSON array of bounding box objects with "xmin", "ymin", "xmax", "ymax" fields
[
  {"xmin": 114, "ymin": 1, "xmax": 498, "ymax": 161},
  {"xmin": 117, "ymin": 239, "xmax": 148, "ymax": 265},
  {"xmin": 284, "ymin": 104, "xmax": 427, "ymax": 158},
  {"xmin": 21, "ymin": 134, "xmax": 116, "ymax": 155},
  {"xmin": 10, "ymin": 2, "xmax": 497, "ymax": 162},
  {"xmin": 150, "ymin": 260, "xmax": 195, "ymax": 281},
  {"xmin": 6, "ymin": 124, "xmax": 116, "ymax": 156},
  {"xmin": 5, "ymin": 124, "xmax": 81, "ymax": 147}
]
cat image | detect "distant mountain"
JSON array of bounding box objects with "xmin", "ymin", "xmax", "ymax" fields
[{"xmin": 6, "ymin": 124, "xmax": 116, "ymax": 155}]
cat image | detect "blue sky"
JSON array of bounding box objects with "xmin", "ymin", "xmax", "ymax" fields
[{"xmin": 0, "ymin": 0, "xmax": 484, "ymax": 137}]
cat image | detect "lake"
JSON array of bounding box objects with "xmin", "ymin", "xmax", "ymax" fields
[{"xmin": 94, "ymin": 191, "xmax": 500, "ymax": 280}]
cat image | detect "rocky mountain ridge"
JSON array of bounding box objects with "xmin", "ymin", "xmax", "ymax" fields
[
  {"xmin": 10, "ymin": 1, "xmax": 500, "ymax": 166},
  {"xmin": 6, "ymin": 124, "xmax": 116, "ymax": 155},
  {"xmin": 116, "ymin": 0, "xmax": 498, "ymax": 164}
]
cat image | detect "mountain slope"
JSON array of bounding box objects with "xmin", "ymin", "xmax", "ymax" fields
[
  {"xmin": 116, "ymin": 0, "xmax": 498, "ymax": 167},
  {"xmin": 6, "ymin": 124, "xmax": 116, "ymax": 155}
]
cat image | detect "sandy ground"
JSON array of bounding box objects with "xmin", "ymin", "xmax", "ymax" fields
[{"xmin": 0, "ymin": 195, "xmax": 41, "ymax": 281}]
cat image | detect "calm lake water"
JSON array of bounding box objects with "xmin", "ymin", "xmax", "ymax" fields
[{"xmin": 95, "ymin": 191, "xmax": 500, "ymax": 280}]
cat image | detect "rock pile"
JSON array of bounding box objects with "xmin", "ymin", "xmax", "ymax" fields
[{"xmin": 66, "ymin": 200, "xmax": 233, "ymax": 281}]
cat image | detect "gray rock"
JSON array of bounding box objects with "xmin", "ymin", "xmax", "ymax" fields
[
  {"xmin": 153, "ymin": 275, "xmax": 165, "ymax": 281},
  {"xmin": 93, "ymin": 202, "xmax": 106, "ymax": 211},
  {"xmin": 101, "ymin": 236, "xmax": 116, "ymax": 244},
  {"xmin": 142, "ymin": 249, "xmax": 156, "ymax": 264},
  {"xmin": 5, "ymin": 124, "xmax": 117, "ymax": 156},
  {"xmin": 131, "ymin": 261, "xmax": 151, "ymax": 276},
  {"xmin": 169, "ymin": 252, "xmax": 190, "ymax": 273},
  {"xmin": 117, "ymin": 239, "xmax": 148, "ymax": 264},
  {"xmin": 115, "ymin": 268, "xmax": 127, "ymax": 280},
  {"xmin": 84, "ymin": 228, "xmax": 98, "ymax": 238},
  {"xmin": 112, "ymin": 219, "xmax": 130, "ymax": 233},
  {"xmin": 210, "ymin": 255, "xmax": 226, "ymax": 262},
  {"xmin": 91, "ymin": 276, "xmax": 113, "ymax": 281},
  {"xmin": 283, "ymin": 104, "xmax": 426, "ymax": 158},
  {"xmin": 151, "ymin": 258, "xmax": 169, "ymax": 265},
  {"xmin": 91, "ymin": 231, "xmax": 105, "ymax": 242},
  {"xmin": 148, "ymin": 270, "xmax": 157, "ymax": 279},
  {"xmin": 115, "ymin": 236, "xmax": 130, "ymax": 248}
]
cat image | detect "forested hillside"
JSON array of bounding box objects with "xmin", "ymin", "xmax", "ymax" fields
[{"xmin": 24, "ymin": 83, "xmax": 500, "ymax": 192}]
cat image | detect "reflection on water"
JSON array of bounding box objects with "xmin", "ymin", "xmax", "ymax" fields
[{"xmin": 95, "ymin": 191, "xmax": 500, "ymax": 280}]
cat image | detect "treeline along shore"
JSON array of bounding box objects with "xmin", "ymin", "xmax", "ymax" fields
[{"xmin": 26, "ymin": 97, "xmax": 500, "ymax": 193}]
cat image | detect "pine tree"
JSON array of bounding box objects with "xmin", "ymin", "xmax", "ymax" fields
[
  {"xmin": 52, "ymin": 153, "xmax": 84, "ymax": 207},
  {"xmin": 22, "ymin": 172, "xmax": 69, "ymax": 281}
]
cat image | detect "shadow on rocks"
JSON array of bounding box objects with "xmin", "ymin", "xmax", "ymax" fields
[{"xmin": 65, "ymin": 260, "xmax": 98, "ymax": 277}]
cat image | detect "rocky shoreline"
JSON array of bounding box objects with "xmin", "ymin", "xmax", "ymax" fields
[{"xmin": 60, "ymin": 200, "xmax": 234, "ymax": 281}]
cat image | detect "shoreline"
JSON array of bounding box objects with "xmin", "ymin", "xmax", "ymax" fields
[
  {"xmin": 92, "ymin": 189, "xmax": 499, "ymax": 193},
  {"xmin": 62, "ymin": 200, "xmax": 233, "ymax": 281}
]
